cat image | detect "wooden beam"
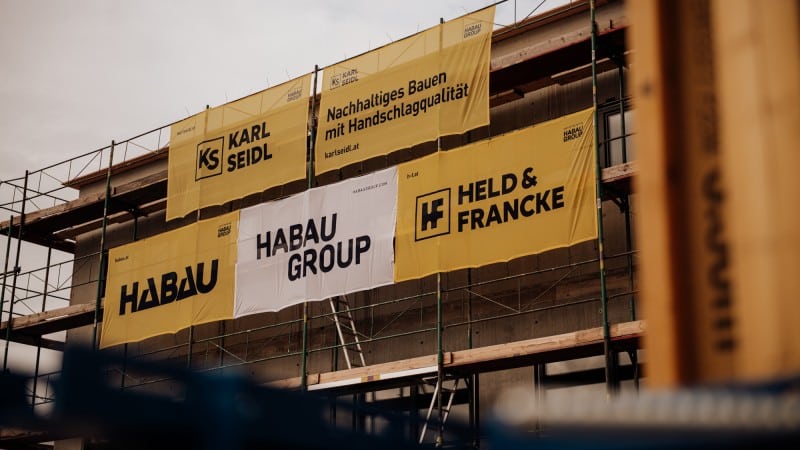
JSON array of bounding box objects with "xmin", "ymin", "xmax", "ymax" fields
[
  {"xmin": 53, "ymin": 198, "xmax": 166, "ymax": 241},
  {"xmin": 65, "ymin": 147, "xmax": 168, "ymax": 189},
  {"xmin": 314, "ymin": 354, "xmax": 445, "ymax": 387},
  {"xmin": 629, "ymin": 0, "xmax": 743, "ymax": 386},
  {"xmin": 601, "ymin": 161, "xmax": 636, "ymax": 185},
  {"xmin": 0, "ymin": 333, "xmax": 65, "ymax": 352},
  {"xmin": 272, "ymin": 321, "xmax": 643, "ymax": 392},
  {"xmin": 0, "ymin": 303, "xmax": 96, "ymax": 338},
  {"xmin": 449, "ymin": 320, "xmax": 644, "ymax": 372},
  {"xmin": 490, "ymin": 16, "xmax": 627, "ymax": 73},
  {"xmin": 713, "ymin": 0, "xmax": 800, "ymax": 381}
]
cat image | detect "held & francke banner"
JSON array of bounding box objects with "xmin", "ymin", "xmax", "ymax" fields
[
  {"xmin": 234, "ymin": 167, "xmax": 398, "ymax": 317},
  {"xmin": 100, "ymin": 211, "xmax": 239, "ymax": 349},
  {"xmin": 395, "ymin": 108, "xmax": 598, "ymax": 281},
  {"xmin": 314, "ymin": 6, "xmax": 494, "ymax": 174},
  {"xmin": 167, "ymin": 75, "xmax": 311, "ymax": 221}
]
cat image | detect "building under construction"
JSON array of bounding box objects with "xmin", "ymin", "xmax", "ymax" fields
[{"xmin": 2, "ymin": 0, "xmax": 799, "ymax": 449}]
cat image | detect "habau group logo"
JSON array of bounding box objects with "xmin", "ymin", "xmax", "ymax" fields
[
  {"xmin": 463, "ymin": 20, "xmax": 482, "ymax": 39},
  {"xmin": 415, "ymin": 188, "xmax": 451, "ymax": 241},
  {"xmin": 562, "ymin": 123, "xmax": 584, "ymax": 143}
]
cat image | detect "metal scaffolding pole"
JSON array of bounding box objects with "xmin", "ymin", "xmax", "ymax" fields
[
  {"xmin": 302, "ymin": 65, "xmax": 320, "ymax": 391},
  {"xmin": 31, "ymin": 245, "xmax": 52, "ymax": 410},
  {"xmin": 436, "ymin": 272, "xmax": 444, "ymax": 445},
  {"xmin": 0, "ymin": 216, "xmax": 15, "ymax": 361},
  {"xmin": 590, "ymin": 0, "xmax": 616, "ymax": 394},
  {"xmin": 92, "ymin": 142, "xmax": 115, "ymax": 350},
  {"xmin": 3, "ymin": 171, "xmax": 28, "ymax": 371},
  {"xmin": 616, "ymin": 62, "xmax": 636, "ymax": 323},
  {"xmin": 121, "ymin": 214, "xmax": 139, "ymax": 389}
]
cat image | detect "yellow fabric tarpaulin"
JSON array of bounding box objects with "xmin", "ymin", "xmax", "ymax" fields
[
  {"xmin": 100, "ymin": 211, "xmax": 239, "ymax": 348},
  {"xmin": 395, "ymin": 108, "xmax": 598, "ymax": 281},
  {"xmin": 166, "ymin": 75, "xmax": 311, "ymax": 221},
  {"xmin": 314, "ymin": 6, "xmax": 494, "ymax": 175}
]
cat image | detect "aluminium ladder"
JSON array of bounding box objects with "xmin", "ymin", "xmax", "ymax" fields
[
  {"xmin": 419, "ymin": 376, "xmax": 461, "ymax": 445},
  {"xmin": 328, "ymin": 295, "xmax": 366, "ymax": 369}
]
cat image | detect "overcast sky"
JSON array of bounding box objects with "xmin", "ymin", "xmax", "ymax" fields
[{"xmin": 0, "ymin": 0, "xmax": 572, "ymax": 183}]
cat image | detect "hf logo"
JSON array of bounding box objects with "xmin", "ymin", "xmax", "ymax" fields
[
  {"xmin": 196, "ymin": 137, "xmax": 224, "ymax": 180},
  {"xmin": 415, "ymin": 188, "xmax": 451, "ymax": 241}
]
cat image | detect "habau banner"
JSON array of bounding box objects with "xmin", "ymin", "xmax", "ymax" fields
[
  {"xmin": 100, "ymin": 211, "xmax": 239, "ymax": 349},
  {"xmin": 166, "ymin": 75, "xmax": 311, "ymax": 221},
  {"xmin": 394, "ymin": 108, "xmax": 598, "ymax": 281},
  {"xmin": 234, "ymin": 167, "xmax": 398, "ymax": 317},
  {"xmin": 314, "ymin": 6, "xmax": 494, "ymax": 175}
]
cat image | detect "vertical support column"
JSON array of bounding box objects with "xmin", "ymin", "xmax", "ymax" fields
[
  {"xmin": 466, "ymin": 268, "xmax": 480, "ymax": 447},
  {"xmin": 31, "ymin": 245, "xmax": 52, "ymax": 410},
  {"xmin": 121, "ymin": 214, "xmax": 139, "ymax": 389},
  {"xmin": 628, "ymin": 0, "xmax": 734, "ymax": 386},
  {"xmin": 713, "ymin": 0, "xmax": 800, "ymax": 380},
  {"xmin": 471, "ymin": 373, "xmax": 480, "ymax": 448},
  {"xmin": 0, "ymin": 216, "xmax": 15, "ymax": 367},
  {"xmin": 92, "ymin": 142, "xmax": 115, "ymax": 350},
  {"xmin": 308, "ymin": 65, "xmax": 319, "ymax": 187},
  {"xmin": 590, "ymin": 0, "xmax": 616, "ymax": 395},
  {"xmin": 618, "ymin": 65, "xmax": 629, "ymax": 165},
  {"xmin": 618, "ymin": 58, "xmax": 638, "ymax": 388},
  {"xmin": 533, "ymin": 363, "xmax": 545, "ymax": 435},
  {"xmin": 435, "ymin": 272, "xmax": 444, "ymax": 445},
  {"xmin": 435, "ymin": 20, "xmax": 446, "ymax": 443},
  {"xmin": 302, "ymin": 65, "xmax": 320, "ymax": 391},
  {"xmin": 411, "ymin": 385, "xmax": 420, "ymax": 441},
  {"xmin": 617, "ymin": 62, "xmax": 636, "ymax": 323},
  {"xmin": 3, "ymin": 171, "xmax": 28, "ymax": 371},
  {"xmin": 187, "ymin": 325, "xmax": 194, "ymax": 369}
]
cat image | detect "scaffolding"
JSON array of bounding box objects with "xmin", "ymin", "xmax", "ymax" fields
[{"xmin": 0, "ymin": 1, "xmax": 639, "ymax": 447}]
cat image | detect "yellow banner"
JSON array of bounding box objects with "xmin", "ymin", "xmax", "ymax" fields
[
  {"xmin": 395, "ymin": 108, "xmax": 597, "ymax": 281},
  {"xmin": 166, "ymin": 75, "xmax": 311, "ymax": 221},
  {"xmin": 314, "ymin": 7, "xmax": 494, "ymax": 175},
  {"xmin": 100, "ymin": 211, "xmax": 239, "ymax": 348}
]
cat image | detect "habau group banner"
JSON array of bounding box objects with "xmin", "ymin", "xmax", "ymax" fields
[
  {"xmin": 314, "ymin": 6, "xmax": 494, "ymax": 175},
  {"xmin": 394, "ymin": 108, "xmax": 598, "ymax": 281},
  {"xmin": 234, "ymin": 167, "xmax": 398, "ymax": 317},
  {"xmin": 100, "ymin": 211, "xmax": 239, "ymax": 349},
  {"xmin": 166, "ymin": 75, "xmax": 311, "ymax": 221}
]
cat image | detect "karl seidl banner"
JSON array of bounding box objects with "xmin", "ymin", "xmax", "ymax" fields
[
  {"xmin": 100, "ymin": 211, "xmax": 239, "ymax": 349},
  {"xmin": 166, "ymin": 75, "xmax": 311, "ymax": 221},
  {"xmin": 234, "ymin": 167, "xmax": 397, "ymax": 317},
  {"xmin": 314, "ymin": 6, "xmax": 494, "ymax": 174},
  {"xmin": 394, "ymin": 108, "xmax": 598, "ymax": 281}
]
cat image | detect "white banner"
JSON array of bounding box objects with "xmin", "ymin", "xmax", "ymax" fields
[{"xmin": 235, "ymin": 167, "xmax": 398, "ymax": 317}]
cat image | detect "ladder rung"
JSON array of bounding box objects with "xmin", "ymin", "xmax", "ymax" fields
[{"xmin": 422, "ymin": 376, "xmax": 458, "ymax": 386}]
